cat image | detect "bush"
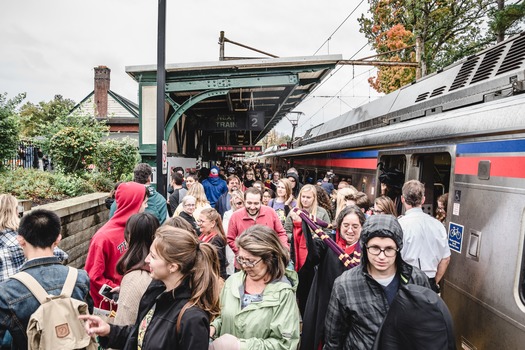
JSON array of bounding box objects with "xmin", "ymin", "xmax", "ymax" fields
[
  {"xmin": 43, "ymin": 111, "xmax": 108, "ymax": 174},
  {"xmin": 50, "ymin": 173, "xmax": 95, "ymax": 197},
  {"xmin": 84, "ymin": 172, "xmax": 115, "ymax": 192},
  {"xmin": 0, "ymin": 168, "xmax": 97, "ymax": 202},
  {"xmin": 94, "ymin": 138, "xmax": 139, "ymax": 182}
]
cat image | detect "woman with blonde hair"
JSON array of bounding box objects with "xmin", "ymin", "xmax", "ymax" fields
[
  {"xmin": 0, "ymin": 194, "xmax": 67, "ymax": 282},
  {"xmin": 174, "ymin": 183, "xmax": 211, "ymax": 219},
  {"xmin": 210, "ymin": 225, "xmax": 300, "ymax": 350},
  {"xmin": 198, "ymin": 208, "xmax": 228, "ymax": 279},
  {"xmin": 284, "ymin": 184, "xmax": 331, "ymax": 315},
  {"xmin": 81, "ymin": 226, "xmax": 221, "ymax": 350},
  {"xmin": 373, "ymin": 195, "xmax": 398, "ymax": 217},
  {"xmin": 334, "ymin": 186, "xmax": 358, "ymax": 220},
  {"xmin": 268, "ymin": 178, "xmax": 296, "ymax": 226},
  {"xmin": 222, "ymin": 190, "xmax": 244, "ymax": 276}
]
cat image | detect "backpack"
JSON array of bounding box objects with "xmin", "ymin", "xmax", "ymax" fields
[{"xmin": 11, "ymin": 267, "xmax": 97, "ymax": 350}]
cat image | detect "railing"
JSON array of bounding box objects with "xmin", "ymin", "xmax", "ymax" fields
[{"xmin": 2, "ymin": 141, "xmax": 51, "ymax": 171}]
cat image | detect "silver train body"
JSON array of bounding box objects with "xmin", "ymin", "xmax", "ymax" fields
[{"xmin": 262, "ymin": 33, "xmax": 525, "ymax": 349}]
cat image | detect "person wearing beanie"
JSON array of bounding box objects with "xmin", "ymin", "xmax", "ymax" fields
[
  {"xmin": 202, "ymin": 165, "xmax": 228, "ymax": 208},
  {"xmin": 324, "ymin": 215, "xmax": 430, "ymax": 350}
]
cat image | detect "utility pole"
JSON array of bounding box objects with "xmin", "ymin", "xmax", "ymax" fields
[
  {"xmin": 156, "ymin": 0, "xmax": 167, "ymax": 198},
  {"xmin": 286, "ymin": 111, "xmax": 303, "ymax": 149}
]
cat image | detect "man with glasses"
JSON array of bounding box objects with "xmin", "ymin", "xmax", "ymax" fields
[
  {"xmin": 324, "ymin": 215, "xmax": 430, "ymax": 350},
  {"xmin": 399, "ymin": 180, "xmax": 451, "ymax": 293},
  {"xmin": 227, "ymin": 188, "xmax": 289, "ymax": 270}
]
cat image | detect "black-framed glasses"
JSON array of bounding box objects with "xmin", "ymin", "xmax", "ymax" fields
[
  {"xmin": 366, "ymin": 245, "xmax": 399, "ymax": 257},
  {"xmin": 236, "ymin": 256, "xmax": 262, "ymax": 268}
]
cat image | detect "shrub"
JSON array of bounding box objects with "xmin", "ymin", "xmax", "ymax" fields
[
  {"xmin": 50, "ymin": 173, "xmax": 95, "ymax": 197},
  {"xmin": 94, "ymin": 138, "xmax": 139, "ymax": 182}
]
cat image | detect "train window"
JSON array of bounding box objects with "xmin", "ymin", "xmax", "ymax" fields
[
  {"xmin": 377, "ymin": 155, "xmax": 406, "ymax": 215},
  {"xmin": 411, "ymin": 153, "xmax": 451, "ymax": 216}
]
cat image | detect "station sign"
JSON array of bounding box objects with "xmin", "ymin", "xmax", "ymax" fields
[
  {"xmin": 216, "ymin": 145, "xmax": 262, "ymax": 153},
  {"xmin": 205, "ymin": 111, "xmax": 264, "ymax": 131}
]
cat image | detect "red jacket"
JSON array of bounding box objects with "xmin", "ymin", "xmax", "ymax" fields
[
  {"xmin": 85, "ymin": 182, "xmax": 146, "ymax": 309},
  {"xmin": 227, "ymin": 206, "xmax": 289, "ymax": 258}
]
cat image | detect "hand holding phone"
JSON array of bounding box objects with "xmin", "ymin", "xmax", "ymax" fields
[{"xmin": 99, "ymin": 284, "xmax": 119, "ymax": 302}]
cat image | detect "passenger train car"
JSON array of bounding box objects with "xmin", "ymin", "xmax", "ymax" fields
[{"xmin": 263, "ymin": 33, "xmax": 525, "ymax": 349}]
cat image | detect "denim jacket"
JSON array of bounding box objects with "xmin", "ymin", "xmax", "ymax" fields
[{"xmin": 0, "ymin": 256, "xmax": 92, "ymax": 350}]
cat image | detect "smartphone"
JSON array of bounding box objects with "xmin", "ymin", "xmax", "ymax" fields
[{"xmin": 98, "ymin": 284, "xmax": 118, "ymax": 301}]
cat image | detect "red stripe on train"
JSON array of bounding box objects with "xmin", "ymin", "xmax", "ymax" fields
[
  {"xmin": 293, "ymin": 158, "xmax": 377, "ymax": 170},
  {"xmin": 455, "ymin": 156, "xmax": 525, "ymax": 178}
]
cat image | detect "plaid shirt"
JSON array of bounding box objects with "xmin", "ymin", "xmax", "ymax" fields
[
  {"xmin": 0, "ymin": 228, "xmax": 69, "ymax": 282},
  {"xmin": 323, "ymin": 261, "xmax": 430, "ymax": 350}
]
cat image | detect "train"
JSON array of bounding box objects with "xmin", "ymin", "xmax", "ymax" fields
[{"xmin": 261, "ymin": 32, "xmax": 525, "ymax": 349}]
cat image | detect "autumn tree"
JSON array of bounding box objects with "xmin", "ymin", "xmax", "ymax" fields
[{"xmin": 359, "ymin": 0, "xmax": 493, "ymax": 93}]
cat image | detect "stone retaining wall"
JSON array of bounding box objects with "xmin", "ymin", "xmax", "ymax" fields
[{"xmin": 31, "ymin": 193, "xmax": 109, "ymax": 268}]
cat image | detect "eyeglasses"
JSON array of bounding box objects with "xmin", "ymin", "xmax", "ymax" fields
[
  {"xmin": 184, "ymin": 203, "xmax": 195, "ymax": 207},
  {"xmin": 372, "ymin": 209, "xmax": 384, "ymax": 214},
  {"xmin": 236, "ymin": 256, "xmax": 262, "ymax": 268},
  {"xmin": 234, "ymin": 201, "xmax": 243, "ymax": 206},
  {"xmin": 288, "ymin": 179, "xmax": 296, "ymax": 182},
  {"xmin": 366, "ymin": 245, "xmax": 399, "ymax": 257}
]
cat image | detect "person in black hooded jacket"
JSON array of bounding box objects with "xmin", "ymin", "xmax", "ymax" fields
[
  {"xmin": 286, "ymin": 172, "xmax": 303, "ymax": 199},
  {"xmin": 80, "ymin": 226, "xmax": 221, "ymax": 350}
]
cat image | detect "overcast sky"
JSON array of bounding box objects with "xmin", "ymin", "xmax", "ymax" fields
[{"xmin": 0, "ymin": 0, "xmax": 382, "ymax": 136}]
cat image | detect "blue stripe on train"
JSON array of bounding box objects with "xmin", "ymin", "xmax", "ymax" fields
[
  {"xmin": 457, "ymin": 139, "xmax": 525, "ymax": 154},
  {"xmin": 331, "ymin": 150, "xmax": 379, "ymax": 159}
]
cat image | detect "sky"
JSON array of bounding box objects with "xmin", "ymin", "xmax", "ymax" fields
[{"xmin": 0, "ymin": 0, "xmax": 382, "ymax": 137}]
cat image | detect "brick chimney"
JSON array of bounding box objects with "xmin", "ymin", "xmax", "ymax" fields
[{"xmin": 94, "ymin": 66, "xmax": 110, "ymax": 118}]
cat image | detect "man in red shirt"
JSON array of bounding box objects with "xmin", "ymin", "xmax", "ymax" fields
[{"xmin": 227, "ymin": 188, "xmax": 289, "ymax": 268}]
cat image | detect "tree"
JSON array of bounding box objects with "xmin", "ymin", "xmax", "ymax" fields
[
  {"xmin": 19, "ymin": 95, "xmax": 76, "ymax": 137},
  {"xmin": 44, "ymin": 111, "xmax": 109, "ymax": 174},
  {"xmin": 488, "ymin": 0, "xmax": 525, "ymax": 42},
  {"xmin": 94, "ymin": 138, "xmax": 140, "ymax": 182},
  {"xmin": 0, "ymin": 93, "xmax": 22, "ymax": 170},
  {"xmin": 359, "ymin": 0, "xmax": 493, "ymax": 93}
]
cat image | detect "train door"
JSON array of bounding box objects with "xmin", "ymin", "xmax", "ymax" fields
[{"xmin": 408, "ymin": 152, "xmax": 452, "ymax": 216}]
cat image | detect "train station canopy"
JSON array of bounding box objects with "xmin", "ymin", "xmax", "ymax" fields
[{"xmin": 126, "ymin": 55, "xmax": 341, "ymax": 158}]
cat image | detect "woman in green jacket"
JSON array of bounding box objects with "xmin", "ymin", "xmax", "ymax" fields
[{"xmin": 210, "ymin": 225, "xmax": 300, "ymax": 350}]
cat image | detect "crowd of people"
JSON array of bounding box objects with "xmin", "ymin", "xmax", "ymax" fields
[{"xmin": 0, "ymin": 161, "xmax": 456, "ymax": 350}]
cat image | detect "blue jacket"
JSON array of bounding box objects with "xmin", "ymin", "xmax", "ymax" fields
[
  {"xmin": 202, "ymin": 177, "xmax": 228, "ymax": 207},
  {"xmin": 215, "ymin": 192, "xmax": 231, "ymax": 218},
  {"xmin": 0, "ymin": 257, "xmax": 92, "ymax": 350}
]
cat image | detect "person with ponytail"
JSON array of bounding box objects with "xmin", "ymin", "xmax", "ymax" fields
[
  {"xmin": 80, "ymin": 226, "xmax": 221, "ymax": 350},
  {"xmin": 198, "ymin": 208, "xmax": 228, "ymax": 279}
]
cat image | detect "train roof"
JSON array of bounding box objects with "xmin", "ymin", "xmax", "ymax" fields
[{"xmin": 294, "ymin": 32, "xmax": 525, "ymax": 149}]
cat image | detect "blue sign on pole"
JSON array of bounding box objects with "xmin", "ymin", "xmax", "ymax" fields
[{"xmin": 448, "ymin": 222, "xmax": 464, "ymax": 254}]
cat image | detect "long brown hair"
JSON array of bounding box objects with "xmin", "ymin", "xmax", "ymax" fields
[
  {"xmin": 199, "ymin": 208, "xmax": 226, "ymax": 243},
  {"xmin": 153, "ymin": 226, "xmax": 221, "ymax": 319},
  {"xmin": 116, "ymin": 212, "xmax": 159, "ymax": 275}
]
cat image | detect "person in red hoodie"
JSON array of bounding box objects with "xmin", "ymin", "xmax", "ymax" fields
[{"xmin": 85, "ymin": 182, "xmax": 148, "ymax": 310}]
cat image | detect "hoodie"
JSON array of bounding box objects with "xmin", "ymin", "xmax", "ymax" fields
[
  {"xmin": 85, "ymin": 182, "xmax": 146, "ymax": 308},
  {"xmin": 286, "ymin": 172, "xmax": 303, "ymax": 198}
]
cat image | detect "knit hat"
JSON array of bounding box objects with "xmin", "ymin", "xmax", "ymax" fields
[
  {"xmin": 360, "ymin": 214, "xmax": 403, "ymax": 249},
  {"xmin": 210, "ymin": 166, "xmax": 219, "ymax": 177}
]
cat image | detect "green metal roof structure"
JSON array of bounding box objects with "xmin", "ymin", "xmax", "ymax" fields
[{"xmin": 125, "ymin": 54, "xmax": 341, "ymax": 160}]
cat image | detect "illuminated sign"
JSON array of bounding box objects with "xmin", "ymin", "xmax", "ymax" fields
[{"xmin": 216, "ymin": 145, "xmax": 262, "ymax": 152}]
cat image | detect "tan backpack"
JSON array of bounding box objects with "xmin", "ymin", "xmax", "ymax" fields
[{"xmin": 11, "ymin": 266, "xmax": 97, "ymax": 350}]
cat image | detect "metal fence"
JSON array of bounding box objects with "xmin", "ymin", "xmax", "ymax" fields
[{"xmin": 2, "ymin": 141, "xmax": 50, "ymax": 171}]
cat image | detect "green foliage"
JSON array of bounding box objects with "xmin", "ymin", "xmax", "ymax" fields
[
  {"xmin": 44, "ymin": 111, "xmax": 109, "ymax": 174},
  {"xmin": 84, "ymin": 172, "xmax": 118, "ymax": 192},
  {"xmin": 488, "ymin": 0, "xmax": 525, "ymax": 41},
  {"xmin": 94, "ymin": 138, "xmax": 139, "ymax": 182},
  {"xmin": 0, "ymin": 93, "xmax": 22, "ymax": 170},
  {"xmin": 50, "ymin": 172, "xmax": 95, "ymax": 197},
  {"xmin": 0, "ymin": 168, "xmax": 98, "ymax": 202},
  {"xmin": 19, "ymin": 95, "xmax": 75, "ymax": 137}
]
